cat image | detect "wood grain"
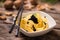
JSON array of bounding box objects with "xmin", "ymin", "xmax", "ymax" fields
[{"xmin": 0, "ymin": 3, "xmax": 60, "ymax": 40}]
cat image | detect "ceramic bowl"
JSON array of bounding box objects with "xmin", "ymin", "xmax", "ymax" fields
[{"xmin": 19, "ymin": 11, "xmax": 56, "ymax": 37}]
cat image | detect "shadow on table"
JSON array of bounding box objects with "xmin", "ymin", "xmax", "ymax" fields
[{"xmin": 18, "ymin": 31, "xmax": 59, "ymax": 40}]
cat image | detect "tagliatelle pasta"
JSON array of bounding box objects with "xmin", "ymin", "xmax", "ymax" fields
[{"xmin": 16, "ymin": 13, "xmax": 48, "ymax": 32}]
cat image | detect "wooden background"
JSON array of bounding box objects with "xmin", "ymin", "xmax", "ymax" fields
[{"xmin": 0, "ymin": 3, "xmax": 60, "ymax": 40}]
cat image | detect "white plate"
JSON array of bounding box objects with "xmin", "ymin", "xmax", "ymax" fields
[{"xmin": 20, "ymin": 11, "xmax": 56, "ymax": 37}]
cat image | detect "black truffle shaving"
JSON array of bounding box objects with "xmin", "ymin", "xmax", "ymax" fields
[
  {"xmin": 44, "ymin": 22, "xmax": 46, "ymax": 25},
  {"xmin": 32, "ymin": 25, "xmax": 36, "ymax": 31},
  {"xmin": 27, "ymin": 22, "xmax": 29, "ymax": 24},
  {"xmin": 29, "ymin": 15, "xmax": 38, "ymax": 24}
]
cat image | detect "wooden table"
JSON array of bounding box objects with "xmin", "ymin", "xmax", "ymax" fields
[{"xmin": 0, "ymin": 3, "xmax": 60, "ymax": 40}]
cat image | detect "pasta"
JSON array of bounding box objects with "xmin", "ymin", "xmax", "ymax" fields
[{"xmin": 17, "ymin": 13, "xmax": 48, "ymax": 32}]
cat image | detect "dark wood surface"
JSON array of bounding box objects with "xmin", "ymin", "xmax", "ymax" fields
[{"xmin": 0, "ymin": 3, "xmax": 60, "ymax": 40}]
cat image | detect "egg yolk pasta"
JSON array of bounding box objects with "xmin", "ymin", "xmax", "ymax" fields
[{"xmin": 16, "ymin": 13, "xmax": 48, "ymax": 32}]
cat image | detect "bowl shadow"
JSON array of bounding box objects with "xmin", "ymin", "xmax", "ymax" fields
[{"xmin": 18, "ymin": 31, "xmax": 59, "ymax": 40}]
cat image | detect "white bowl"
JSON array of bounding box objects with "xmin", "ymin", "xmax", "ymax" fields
[{"xmin": 20, "ymin": 11, "xmax": 56, "ymax": 37}]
